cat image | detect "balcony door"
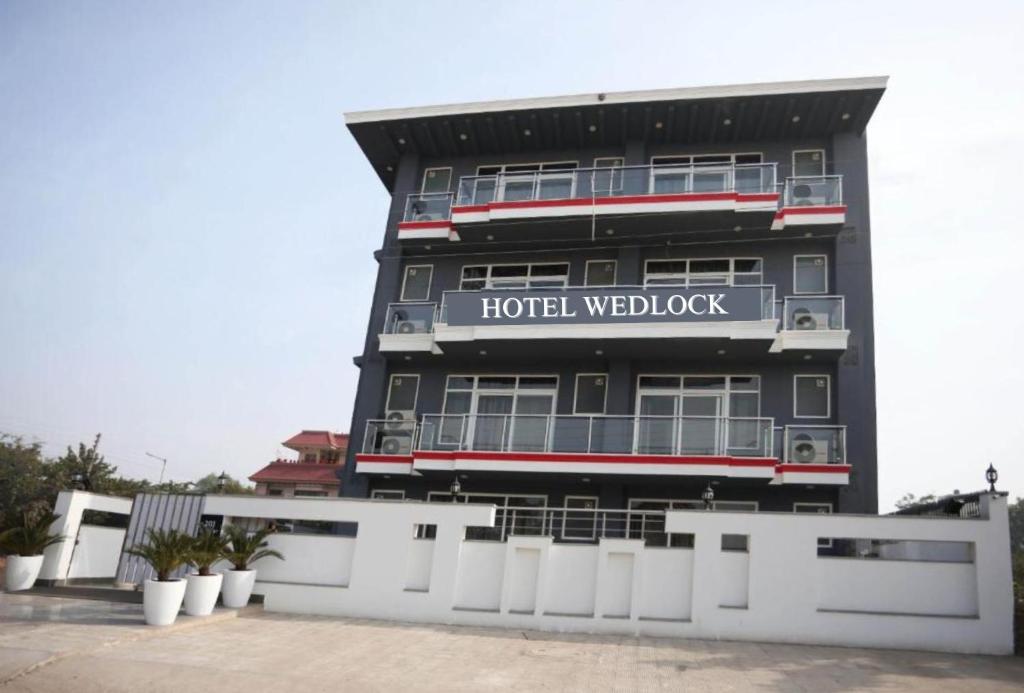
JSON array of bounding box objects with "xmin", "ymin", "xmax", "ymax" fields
[
  {"xmin": 679, "ymin": 394, "xmax": 724, "ymax": 455},
  {"xmin": 444, "ymin": 375, "xmax": 558, "ymax": 452}
]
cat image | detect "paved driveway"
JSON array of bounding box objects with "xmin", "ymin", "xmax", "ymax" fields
[{"xmin": 1, "ymin": 593, "xmax": 1021, "ymax": 692}]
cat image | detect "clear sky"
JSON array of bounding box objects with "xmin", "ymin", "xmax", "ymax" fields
[{"xmin": 1, "ymin": 1, "xmax": 1021, "ymax": 509}]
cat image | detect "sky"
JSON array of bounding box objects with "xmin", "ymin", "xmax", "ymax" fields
[{"xmin": 1, "ymin": 1, "xmax": 1021, "ymax": 509}]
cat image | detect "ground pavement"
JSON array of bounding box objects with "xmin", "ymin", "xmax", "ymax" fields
[{"xmin": 0, "ymin": 593, "xmax": 1022, "ymax": 692}]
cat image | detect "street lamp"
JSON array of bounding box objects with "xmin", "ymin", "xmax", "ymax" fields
[
  {"xmin": 701, "ymin": 483, "xmax": 715, "ymax": 510},
  {"xmin": 985, "ymin": 464, "xmax": 998, "ymax": 493},
  {"xmin": 450, "ymin": 477, "xmax": 461, "ymax": 503},
  {"xmin": 70, "ymin": 471, "xmax": 86, "ymax": 491},
  {"xmin": 217, "ymin": 472, "xmax": 228, "ymax": 494}
]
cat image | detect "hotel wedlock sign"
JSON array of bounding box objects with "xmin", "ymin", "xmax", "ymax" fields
[{"xmin": 443, "ymin": 286, "xmax": 765, "ymax": 326}]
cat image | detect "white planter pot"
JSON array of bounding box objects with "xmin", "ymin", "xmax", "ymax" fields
[
  {"xmin": 142, "ymin": 579, "xmax": 186, "ymax": 626},
  {"xmin": 4, "ymin": 555, "xmax": 44, "ymax": 592},
  {"xmin": 184, "ymin": 573, "xmax": 223, "ymax": 616},
  {"xmin": 220, "ymin": 569, "xmax": 256, "ymax": 608}
]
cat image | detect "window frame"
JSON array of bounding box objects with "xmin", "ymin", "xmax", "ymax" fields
[
  {"xmin": 792, "ymin": 149, "xmax": 826, "ymax": 177},
  {"xmin": 584, "ymin": 259, "xmax": 618, "ymax": 287},
  {"xmin": 420, "ymin": 167, "xmax": 453, "ymax": 193},
  {"xmin": 793, "ymin": 374, "xmax": 831, "ymax": 419},
  {"xmin": 573, "ymin": 373, "xmax": 609, "ymax": 415},
  {"xmin": 371, "ymin": 489, "xmax": 406, "ymax": 500},
  {"xmin": 634, "ymin": 373, "xmax": 762, "ymax": 419},
  {"xmin": 400, "ymin": 264, "xmax": 434, "ymax": 302},
  {"xmin": 643, "ymin": 257, "xmax": 764, "ymax": 287},
  {"xmin": 792, "ymin": 254, "xmax": 829, "ymax": 295},
  {"xmin": 385, "ymin": 374, "xmax": 420, "ymax": 415},
  {"xmin": 794, "ymin": 502, "xmax": 833, "ymax": 548},
  {"xmin": 459, "ymin": 262, "xmax": 571, "ymax": 291},
  {"xmin": 441, "ymin": 374, "xmax": 560, "ymax": 418}
]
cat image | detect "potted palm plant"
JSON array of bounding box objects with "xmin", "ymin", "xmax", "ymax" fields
[
  {"xmin": 183, "ymin": 530, "xmax": 230, "ymax": 616},
  {"xmin": 0, "ymin": 511, "xmax": 63, "ymax": 592},
  {"xmin": 221, "ymin": 525, "xmax": 283, "ymax": 608},
  {"xmin": 126, "ymin": 528, "xmax": 193, "ymax": 625}
]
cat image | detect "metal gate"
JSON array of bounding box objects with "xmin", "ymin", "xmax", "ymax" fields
[{"xmin": 115, "ymin": 493, "xmax": 205, "ymax": 585}]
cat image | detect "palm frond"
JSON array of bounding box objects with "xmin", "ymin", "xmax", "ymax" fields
[
  {"xmin": 0, "ymin": 512, "xmax": 64, "ymax": 556},
  {"xmin": 126, "ymin": 527, "xmax": 192, "ymax": 581},
  {"xmin": 187, "ymin": 530, "xmax": 231, "ymax": 575},
  {"xmin": 223, "ymin": 524, "xmax": 284, "ymax": 570}
]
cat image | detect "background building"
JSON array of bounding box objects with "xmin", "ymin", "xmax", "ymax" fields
[
  {"xmin": 342, "ymin": 77, "xmax": 884, "ymax": 522},
  {"xmin": 250, "ymin": 430, "xmax": 348, "ymax": 497}
]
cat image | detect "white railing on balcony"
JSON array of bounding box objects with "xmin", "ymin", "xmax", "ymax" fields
[
  {"xmin": 403, "ymin": 192, "xmax": 453, "ymax": 222},
  {"xmin": 783, "ymin": 175, "xmax": 843, "ymax": 207},
  {"xmin": 416, "ymin": 414, "xmax": 774, "ymax": 458},
  {"xmin": 382, "ymin": 302, "xmax": 438, "ymax": 335},
  {"xmin": 782, "ymin": 425, "xmax": 846, "ymax": 465},
  {"xmin": 453, "ymin": 162, "xmax": 778, "ymax": 207},
  {"xmin": 782, "ymin": 296, "xmax": 845, "ymax": 331}
]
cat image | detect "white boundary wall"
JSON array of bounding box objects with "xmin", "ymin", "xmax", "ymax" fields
[
  {"xmin": 40, "ymin": 491, "xmax": 133, "ymax": 583},
  {"xmin": 202, "ymin": 493, "xmax": 1015, "ymax": 655}
]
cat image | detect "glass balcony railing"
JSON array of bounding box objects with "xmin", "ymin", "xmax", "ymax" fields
[
  {"xmin": 403, "ymin": 192, "xmax": 453, "ymax": 222},
  {"xmin": 783, "ymin": 426, "xmax": 846, "ymax": 465},
  {"xmin": 362, "ymin": 418, "xmax": 416, "ymax": 455},
  {"xmin": 782, "ymin": 176, "xmax": 843, "ymax": 207},
  {"xmin": 416, "ymin": 414, "xmax": 774, "ymax": 458},
  {"xmin": 454, "ymin": 162, "xmax": 778, "ymax": 207},
  {"xmin": 782, "ymin": 296, "xmax": 845, "ymax": 331},
  {"xmin": 382, "ymin": 302, "xmax": 437, "ymax": 335}
]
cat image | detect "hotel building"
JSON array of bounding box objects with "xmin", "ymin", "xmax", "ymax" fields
[{"xmin": 342, "ymin": 77, "xmax": 885, "ymax": 533}]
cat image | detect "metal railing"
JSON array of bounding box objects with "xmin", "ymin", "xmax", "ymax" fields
[
  {"xmin": 403, "ymin": 192, "xmax": 453, "ymax": 222},
  {"xmin": 461, "ymin": 506, "xmax": 689, "ymax": 545},
  {"xmin": 362, "ymin": 418, "xmax": 416, "ymax": 455},
  {"xmin": 782, "ymin": 296, "xmax": 845, "ymax": 331},
  {"xmin": 454, "ymin": 162, "xmax": 778, "ymax": 207},
  {"xmin": 416, "ymin": 414, "xmax": 774, "ymax": 458},
  {"xmin": 783, "ymin": 175, "xmax": 843, "ymax": 207},
  {"xmin": 436, "ymin": 284, "xmax": 777, "ymax": 324},
  {"xmin": 782, "ymin": 425, "xmax": 846, "ymax": 465},
  {"xmin": 382, "ymin": 302, "xmax": 437, "ymax": 335}
]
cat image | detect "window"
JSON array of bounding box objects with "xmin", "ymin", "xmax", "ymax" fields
[
  {"xmin": 421, "ymin": 167, "xmax": 452, "ymax": 193},
  {"xmin": 644, "ymin": 257, "xmax": 762, "ymax": 287},
  {"xmin": 441, "ymin": 375, "xmax": 558, "ymax": 453},
  {"xmin": 400, "ymin": 265, "xmax": 433, "ymax": 302},
  {"xmin": 372, "ymin": 490, "xmax": 405, "ymax": 500},
  {"xmin": 427, "ymin": 491, "xmax": 547, "ymax": 541},
  {"xmin": 386, "ymin": 374, "xmax": 419, "ymax": 416},
  {"xmin": 794, "ymin": 503, "xmax": 833, "ymax": 548},
  {"xmin": 294, "ymin": 489, "xmax": 328, "ymax": 498},
  {"xmin": 793, "ymin": 150, "xmax": 825, "ymax": 177},
  {"xmin": 574, "ymin": 374, "xmax": 607, "ymax": 414},
  {"xmin": 584, "ymin": 260, "xmax": 617, "ymax": 287},
  {"xmin": 794, "ymin": 375, "xmax": 830, "ymax": 418},
  {"xmin": 721, "ymin": 534, "xmax": 749, "ymax": 552},
  {"xmin": 460, "ymin": 263, "xmax": 570, "ymax": 290},
  {"xmin": 650, "ymin": 153, "xmax": 764, "ymax": 194},
  {"xmin": 651, "ymin": 153, "xmax": 762, "ymax": 165},
  {"xmin": 473, "ymin": 162, "xmax": 579, "ymax": 203},
  {"xmin": 267, "ymin": 486, "xmax": 285, "ymax": 497},
  {"xmin": 793, "ymin": 255, "xmax": 828, "ymax": 294},
  {"xmin": 594, "ymin": 157, "xmax": 624, "ymax": 168}
]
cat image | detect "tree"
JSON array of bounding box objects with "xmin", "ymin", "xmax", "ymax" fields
[
  {"xmin": 0, "ymin": 435, "xmax": 48, "ymax": 531},
  {"xmin": 894, "ymin": 492, "xmax": 938, "ymax": 510},
  {"xmin": 190, "ymin": 473, "xmax": 253, "ymax": 495}
]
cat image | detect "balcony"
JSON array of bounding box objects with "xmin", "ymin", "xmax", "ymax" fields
[
  {"xmin": 397, "ymin": 162, "xmax": 781, "ymax": 242},
  {"xmin": 378, "ymin": 302, "xmax": 441, "ymax": 353},
  {"xmin": 355, "ymin": 417, "xmax": 850, "ymax": 484},
  {"xmin": 771, "ymin": 176, "xmax": 846, "ymax": 230},
  {"xmin": 770, "ymin": 296, "xmax": 849, "ymax": 352}
]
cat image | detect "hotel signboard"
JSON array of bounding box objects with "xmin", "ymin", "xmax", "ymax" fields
[{"xmin": 443, "ymin": 286, "xmax": 766, "ymax": 327}]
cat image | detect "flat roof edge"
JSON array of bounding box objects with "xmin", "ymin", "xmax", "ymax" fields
[{"xmin": 343, "ymin": 76, "xmax": 889, "ymax": 125}]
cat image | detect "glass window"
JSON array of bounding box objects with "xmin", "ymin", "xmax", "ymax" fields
[
  {"xmin": 574, "ymin": 374, "xmax": 607, "ymax": 414},
  {"xmin": 639, "ymin": 376, "xmax": 681, "ymax": 389},
  {"xmin": 794, "ymin": 255, "xmax": 828, "ymax": 294},
  {"xmin": 585, "ymin": 260, "xmax": 617, "ymax": 287},
  {"xmin": 372, "ymin": 490, "xmax": 405, "ymax": 500},
  {"xmin": 794, "ymin": 375, "xmax": 830, "ymax": 418},
  {"xmin": 386, "ymin": 375, "xmax": 419, "ymax": 413},
  {"xmin": 793, "ymin": 150, "xmax": 825, "ymax": 177},
  {"xmin": 421, "ymin": 167, "xmax": 452, "ymax": 194},
  {"xmin": 683, "ymin": 376, "xmax": 726, "ymax": 390},
  {"xmin": 400, "ymin": 265, "xmax": 432, "ymax": 302},
  {"xmin": 492, "ymin": 265, "xmax": 529, "ymax": 278},
  {"xmin": 644, "ymin": 258, "xmax": 763, "ymax": 287}
]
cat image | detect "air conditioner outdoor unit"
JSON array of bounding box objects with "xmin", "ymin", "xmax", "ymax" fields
[
  {"xmin": 381, "ymin": 436, "xmax": 413, "ymax": 455},
  {"xmin": 385, "ymin": 410, "xmax": 415, "ymax": 431},
  {"xmin": 415, "ymin": 213, "xmax": 439, "ymax": 222},
  {"xmin": 789, "ymin": 434, "xmax": 830, "ymax": 464},
  {"xmin": 791, "ymin": 310, "xmax": 832, "ymax": 331},
  {"xmin": 396, "ymin": 319, "xmax": 427, "ymax": 334}
]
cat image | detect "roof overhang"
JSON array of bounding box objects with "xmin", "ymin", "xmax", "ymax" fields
[{"xmin": 344, "ymin": 76, "xmax": 888, "ymax": 191}]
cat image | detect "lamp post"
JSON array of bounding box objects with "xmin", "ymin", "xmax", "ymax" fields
[
  {"xmin": 217, "ymin": 472, "xmax": 228, "ymax": 494},
  {"xmin": 701, "ymin": 483, "xmax": 715, "ymax": 510},
  {"xmin": 450, "ymin": 477, "xmax": 461, "ymax": 503},
  {"xmin": 985, "ymin": 464, "xmax": 998, "ymax": 493},
  {"xmin": 70, "ymin": 471, "xmax": 85, "ymax": 491},
  {"xmin": 145, "ymin": 452, "xmax": 168, "ymax": 485}
]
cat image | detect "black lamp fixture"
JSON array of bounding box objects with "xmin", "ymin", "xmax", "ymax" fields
[
  {"xmin": 217, "ymin": 471, "xmax": 228, "ymax": 494},
  {"xmin": 70, "ymin": 471, "xmax": 86, "ymax": 491},
  {"xmin": 985, "ymin": 464, "xmax": 998, "ymax": 493},
  {"xmin": 701, "ymin": 483, "xmax": 715, "ymax": 510},
  {"xmin": 450, "ymin": 477, "xmax": 462, "ymax": 503}
]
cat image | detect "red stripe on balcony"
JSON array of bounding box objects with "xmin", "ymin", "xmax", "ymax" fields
[
  {"xmin": 777, "ymin": 205, "xmax": 847, "ymax": 216},
  {"xmin": 776, "ymin": 464, "xmax": 851, "ymax": 473},
  {"xmin": 413, "ymin": 450, "xmax": 776, "ymax": 467},
  {"xmin": 398, "ymin": 220, "xmax": 452, "ymax": 231},
  {"xmin": 355, "ymin": 453, "xmax": 414, "ymax": 463}
]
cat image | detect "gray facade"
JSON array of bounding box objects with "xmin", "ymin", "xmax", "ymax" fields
[{"xmin": 341, "ymin": 78, "xmax": 884, "ymax": 515}]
